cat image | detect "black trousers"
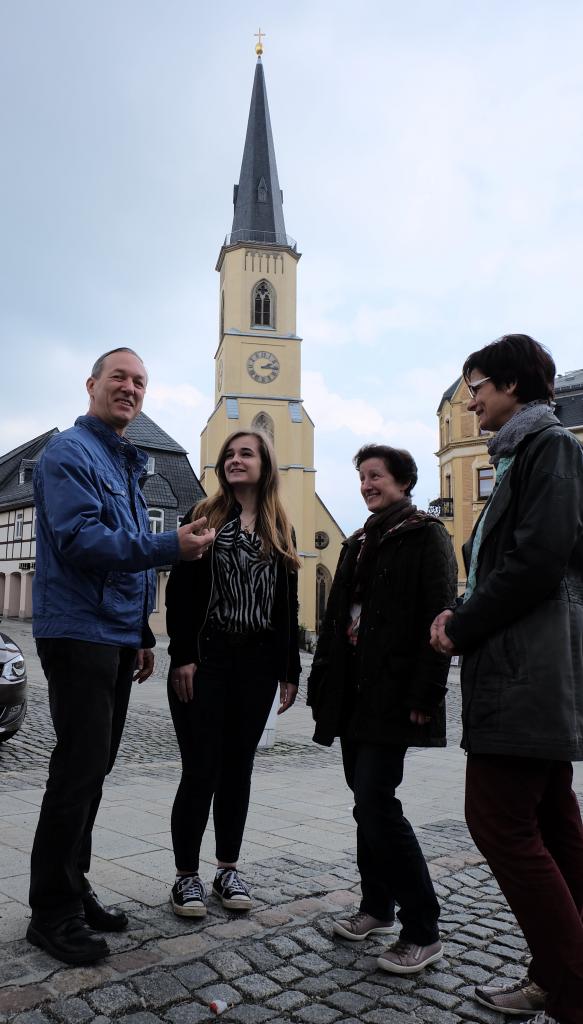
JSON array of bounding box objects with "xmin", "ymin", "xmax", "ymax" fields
[
  {"xmin": 341, "ymin": 738, "xmax": 440, "ymax": 945},
  {"xmin": 168, "ymin": 633, "xmax": 278, "ymax": 872},
  {"xmin": 29, "ymin": 638, "xmax": 136, "ymax": 923}
]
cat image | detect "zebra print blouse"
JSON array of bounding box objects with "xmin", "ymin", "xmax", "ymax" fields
[{"xmin": 207, "ymin": 516, "xmax": 277, "ymax": 634}]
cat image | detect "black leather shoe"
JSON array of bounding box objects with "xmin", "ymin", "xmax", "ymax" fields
[
  {"xmin": 82, "ymin": 888, "xmax": 129, "ymax": 932},
  {"xmin": 26, "ymin": 915, "xmax": 109, "ymax": 965}
]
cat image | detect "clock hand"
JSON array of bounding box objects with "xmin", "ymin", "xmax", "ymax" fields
[{"xmin": 260, "ymin": 362, "xmax": 277, "ymax": 370}]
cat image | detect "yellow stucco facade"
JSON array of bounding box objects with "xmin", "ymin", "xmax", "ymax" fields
[{"xmin": 199, "ymin": 240, "xmax": 344, "ymax": 636}]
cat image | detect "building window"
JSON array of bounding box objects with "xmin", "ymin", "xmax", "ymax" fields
[
  {"xmin": 149, "ymin": 508, "xmax": 164, "ymax": 534},
  {"xmin": 15, "ymin": 511, "xmax": 24, "ymax": 540},
  {"xmin": 316, "ymin": 565, "xmax": 333, "ymax": 635},
  {"xmin": 444, "ymin": 473, "xmax": 452, "ymax": 498},
  {"xmin": 257, "ymin": 176, "xmax": 268, "ymax": 203},
  {"xmin": 18, "ymin": 461, "xmax": 34, "ymax": 485},
  {"xmin": 145, "ymin": 456, "xmax": 156, "ymax": 475},
  {"xmin": 477, "ymin": 467, "xmax": 494, "ymax": 500},
  {"xmin": 226, "ymin": 397, "xmax": 240, "ymax": 419},
  {"xmin": 252, "ymin": 280, "xmax": 274, "ymax": 328},
  {"xmin": 252, "ymin": 411, "xmax": 274, "ymax": 443}
]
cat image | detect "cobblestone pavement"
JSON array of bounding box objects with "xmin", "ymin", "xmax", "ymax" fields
[
  {"xmin": 0, "ymin": 622, "xmax": 547, "ymax": 1023},
  {"xmin": 0, "ymin": 845, "xmax": 527, "ymax": 1024}
]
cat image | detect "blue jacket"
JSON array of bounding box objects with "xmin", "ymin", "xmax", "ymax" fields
[{"xmin": 33, "ymin": 415, "xmax": 181, "ymax": 648}]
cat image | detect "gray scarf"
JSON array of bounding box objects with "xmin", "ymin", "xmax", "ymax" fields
[{"xmin": 488, "ymin": 401, "xmax": 551, "ymax": 466}]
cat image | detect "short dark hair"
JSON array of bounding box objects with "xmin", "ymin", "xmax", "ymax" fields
[
  {"xmin": 353, "ymin": 444, "xmax": 418, "ymax": 496},
  {"xmin": 463, "ymin": 334, "xmax": 555, "ymax": 403},
  {"xmin": 90, "ymin": 347, "xmax": 146, "ymax": 379}
]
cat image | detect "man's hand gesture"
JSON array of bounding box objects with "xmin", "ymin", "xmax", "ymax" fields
[{"xmin": 177, "ymin": 516, "xmax": 215, "ymax": 561}]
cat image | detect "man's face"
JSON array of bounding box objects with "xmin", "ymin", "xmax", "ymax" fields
[{"xmin": 86, "ymin": 351, "xmax": 147, "ymax": 435}]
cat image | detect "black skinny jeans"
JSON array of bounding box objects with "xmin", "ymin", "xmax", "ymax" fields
[
  {"xmin": 341, "ymin": 738, "xmax": 441, "ymax": 945},
  {"xmin": 30, "ymin": 638, "xmax": 136, "ymax": 923},
  {"xmin": 168, "ymin": 633, "xmax": 279, "ymax": 872}
]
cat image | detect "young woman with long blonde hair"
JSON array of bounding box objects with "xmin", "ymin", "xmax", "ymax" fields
[{"xmin": 166, "ymin": 430, "xmax": 300, "ymax": 916}]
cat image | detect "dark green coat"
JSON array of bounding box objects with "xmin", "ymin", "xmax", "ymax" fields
[
  {"xmin": 307, "ymin": 515, "xmax": 457, "ymax": 747},
  {"xmin": 446, "ymin": 413, "xmax": 583, "ymax": 760}
]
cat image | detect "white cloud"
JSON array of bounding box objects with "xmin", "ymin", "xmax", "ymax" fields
[
  {"xmin": 2, "ymin": 0, "xmax": 583, "ymax": 523},
  {"xmin": 0, "ymin": 418, "xmax": 56, "ymax": 450},
  {"xmin": 303, "ymin": 364, "xmax": 463, "ymax": 532},
  {"xmin": 304, "ymin": 370, "xmax": 436, "ymax": 443},
  {"xmin": 147, "ymin": 383, "xmax": 209, "ymax": 411}
]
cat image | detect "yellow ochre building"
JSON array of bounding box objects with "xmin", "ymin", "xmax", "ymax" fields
[
  {"xmin": 200, "ymin": 42, "xmax": 344, "ymax": 636},
  {"xmin": 433, "ymin": 369, "xmax": 583, "ymax": 591}
]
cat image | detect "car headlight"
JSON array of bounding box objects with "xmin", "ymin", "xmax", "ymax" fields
[{"xmin": 1, "ymin": 656, "xmax": 25, "ymax": 682}]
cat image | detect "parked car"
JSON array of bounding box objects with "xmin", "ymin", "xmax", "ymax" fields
[{"xmin": 0, "ymin": 631, "xmax": 27, "ymax": 742}]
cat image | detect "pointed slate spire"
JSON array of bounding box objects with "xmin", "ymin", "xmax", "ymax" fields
[{"xmin": 230, "ymin": 58, "xmax": 289, "ymax": 246}]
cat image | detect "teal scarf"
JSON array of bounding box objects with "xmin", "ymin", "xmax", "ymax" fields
[{"xmin": 464, "ymin": 456, "xmax": 514, "ymax": 602}]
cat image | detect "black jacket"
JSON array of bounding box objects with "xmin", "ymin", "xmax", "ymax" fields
[
  {"xmin": 166, "ymin": 510, "xmax": 301, "ymax": 687},
  {"xmin": 307, "ymin": 515, "xmax": 457, "ymax": 747},
  {"xmin": 446, "ymin": 412, "xmax": 583, "ymax": 760}
]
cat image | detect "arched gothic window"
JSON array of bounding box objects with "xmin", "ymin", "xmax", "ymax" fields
[
  {"xmin": 316, "ymin": 565, "xmax": 333, "ymax": 635},
  {"xmin": 252, "ymin": 280, "xmax": 275, "ymax": 328},
  {"xmin": 252, "ymin": 411, "xmax": 275, "ymax": 443}
]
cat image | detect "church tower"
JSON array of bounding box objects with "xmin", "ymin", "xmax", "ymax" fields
[{"xmin": 200, "ymin": 40, "xmax": 343, "ymax": 634}]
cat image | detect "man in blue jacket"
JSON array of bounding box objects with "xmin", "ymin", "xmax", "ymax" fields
[{"xmin": 28, "ymin": 347, "xmax": 214, "ymax": 966}]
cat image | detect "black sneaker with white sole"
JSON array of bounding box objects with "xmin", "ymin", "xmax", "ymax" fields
[
  {"xmin": 212, "ymin": 867, "xmax": 252, "ymax": 910},
  {"xmin": 170, "ymin": 874, "xmax": 207, "ymax": 917}
]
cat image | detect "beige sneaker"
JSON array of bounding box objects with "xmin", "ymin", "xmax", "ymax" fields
[
  {"xmin": 333, "ymin": 910, "xmax": 395, "ymax": 941},
  {"xmin": 474, "ymin": 978, "xmax": 546, "ymax": 1016},
  {"xmin": 377, "ymin": 938, "xmax": 443, "ymax": 974}
]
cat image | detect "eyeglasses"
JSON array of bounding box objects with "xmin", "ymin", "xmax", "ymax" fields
[{"xmin": 467, "ymin": 375, "xmax": 491, "ymax": 399}]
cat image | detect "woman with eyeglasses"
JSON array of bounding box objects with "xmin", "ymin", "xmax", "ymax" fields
[
  {"xmin": 308, "ymin": 444, "xmax": 457, "ymax": 975},
  {"xmin": 431, "ymin": 334, "xmax": 583, "ymax": 1024},
  {"xmin": 165, "ymin": 430, "xmax": 300, "ymax": 918}
]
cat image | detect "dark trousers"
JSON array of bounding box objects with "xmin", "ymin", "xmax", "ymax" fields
[
  {"xmin": 168, "ymin": 634, "xmax": 278, "ymax": 872},
  {"xmin": 466, "ymin": 754, "xmax": 583, "ymax": 1024},
  {"xmin": 341, "ymin": 739, "xmax": 441, "ymax": 945},
  {"xmin": 30, "ymin": 638, "xmax": 136, "ymax": 923}
]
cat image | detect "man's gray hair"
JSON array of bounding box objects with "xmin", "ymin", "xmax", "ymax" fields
[{"xmin": 90, "ymin": 347, "xmax": 146, "ymax": 379}]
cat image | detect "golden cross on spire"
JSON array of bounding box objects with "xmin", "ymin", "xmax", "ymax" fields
[{"xmin": 254, "ymin": 27, "xmax": 266, "ymax": 56}]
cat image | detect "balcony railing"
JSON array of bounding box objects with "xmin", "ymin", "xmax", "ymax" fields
[
  {"xmin": 428, "ymin": 497, "xmax": 454, "ymax": 518},
  {"xmin": 223, "ymin": 229, "xmax": 297, "ymax": 250}
]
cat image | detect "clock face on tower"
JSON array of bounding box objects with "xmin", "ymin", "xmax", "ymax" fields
[{"xmin": 246, "ymin": 350, "xmax": 280, "ymax": 384}]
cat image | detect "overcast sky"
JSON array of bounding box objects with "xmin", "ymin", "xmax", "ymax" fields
[{"xmin": 2, "ymin": 0, "xmax": 582, "ymax": 533}]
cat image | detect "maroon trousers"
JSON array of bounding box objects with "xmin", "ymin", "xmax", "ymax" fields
[{"xmin": 466, "ymin": 755, "xmax": 583, "ymax": 1024}]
